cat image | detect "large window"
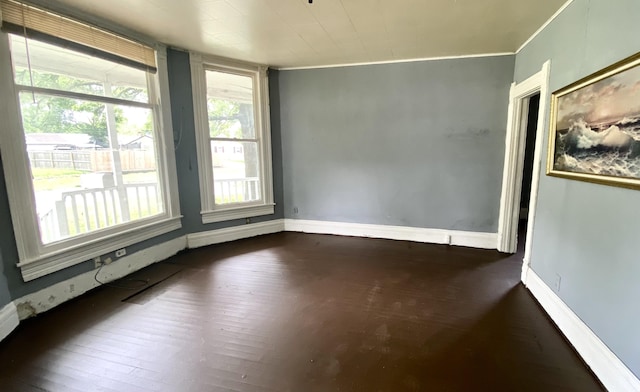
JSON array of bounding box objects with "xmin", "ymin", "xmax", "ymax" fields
[
  {"xmin": 0, "ymin": 1, "xmax": 180, "ymax": 281},
  {"xmin": 190, "ymin": 54, "xmax": 274, "ymax": 223}
]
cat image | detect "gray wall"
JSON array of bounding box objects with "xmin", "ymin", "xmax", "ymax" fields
[
  {"xmin": 278, "ymin": 56, "xmax": 514, "ymax": 232},
  {"xmin": 0, "ymin": 154, "xmax": 17, "ymax": 309},
  {"xmin": 515, "ymin": 0, "xmax": 640, "ymax": 377},
  {"xmin": 0, "ymin": 47, "xmax": 284, "ymax": 303},
  {"xmin": 0, "ymin": 158, "xmax": 12, "ymax": 308},
  {"xmin": 0, "ymin": 253, "xmax": 11, "ymax": 308}
]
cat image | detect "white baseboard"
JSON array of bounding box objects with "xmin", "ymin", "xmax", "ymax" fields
[
  {"xmin": 284, "ymin": 219, "xmax": 497, "ymax": 250},
  {"xmin": 523, "ymin": 267, "xmax": 640, "ymax": 392},
  {"xmin": 449, "ymin": 230, "xmax": 498, "ymax": 249},
  {"xmin": 187, "ymin": 219, "xmax": 285, "ymax": 249},
  {"xmin": 8, "ymin": 218, "xmax": 496, "ymax": 326},
  {"xmin": 14, "ymin": 235, "xmax": 187, "ymax": 320},
  {"xmin": 0, "ymin": 302, "xmax": 19, "ymax": 342}
]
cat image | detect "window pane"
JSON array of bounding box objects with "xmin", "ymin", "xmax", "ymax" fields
[
  {"xmin": 211, "ymin": 141, "xmax": 261, "ymax": 205},
  {"xmin": 9, "ymin": 34, "xmax": 148, "ymax": 103},
  {"xmin": 205, "ymin": 70, "xmax": 255, "ymax": 139},
  {"xmin": 20, "ymin": 92, "xmax": 163, "ymax": 244}
]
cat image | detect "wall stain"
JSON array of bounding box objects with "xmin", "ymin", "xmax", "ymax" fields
[{"xmin": 446, "ymin": 128, "xmax": 491, "ymax": 139}]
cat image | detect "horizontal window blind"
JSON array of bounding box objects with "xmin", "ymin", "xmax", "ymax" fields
[{"xmin": 0, "ymin": 0, "xmax": 156, "ymax": 72}]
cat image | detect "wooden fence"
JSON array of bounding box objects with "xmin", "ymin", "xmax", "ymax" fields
[{"xmin": 28, "ymin": 150, "xmax": 156, "ymax": 172}]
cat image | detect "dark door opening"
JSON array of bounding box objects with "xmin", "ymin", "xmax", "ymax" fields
[{"xmin": 518, "ymin": 92, "xmax": 540, "ymax": 250}]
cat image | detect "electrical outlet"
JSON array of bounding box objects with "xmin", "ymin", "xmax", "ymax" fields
[
  {"xmin": 104, "ymin": 257, "xmax": 112, "ymax": 265},
  {"xmin": 293, "ymin": 207, "xmax": 299, "ymax": 214},
  {"xmin": 94, "ymin": 256, "xmax": 102, "ymax": 269},
  {"xmin": 115, "ymin": 248, "xmax": 126, "ymax": 258}
]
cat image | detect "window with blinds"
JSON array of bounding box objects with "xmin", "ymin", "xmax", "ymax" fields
[{"xmin": 0, "ymin": 0, "xmax": 181, "ymax": 281}]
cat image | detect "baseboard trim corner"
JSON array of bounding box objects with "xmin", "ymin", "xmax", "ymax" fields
[
  {"xmin": 523, "ymin": 267, "xmax": 640, "ymax": 392},
  {"xmin": 187, "ymin": 219, "xmax": 285, "ymax": 249},
  {"xmin": 0, "ymin": 302, "xmax": 19, "ymax": 342},
  {"xmin": 283, "ymin": 219, "xmax": 497, "ymax": 250},
  {"xmin": 14, "ymin": 235, "xmax": 187, "ymax": 320},
  {"xmin": 449, "ymin": 230, "xmax": 498, "ymax": 250}
]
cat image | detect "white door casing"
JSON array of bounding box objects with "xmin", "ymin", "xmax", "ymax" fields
[{"xmin": 497, "ymin": 61, "xmax": 551, "ymax": 281}]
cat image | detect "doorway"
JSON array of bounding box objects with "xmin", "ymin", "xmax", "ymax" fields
[
  {"xmin": 518, "ymin": 93, "xmax": 540, "ymax": 248},
  {"xmin": 497, "ymin": 61, "xmax": 550, "ymax": 280}
]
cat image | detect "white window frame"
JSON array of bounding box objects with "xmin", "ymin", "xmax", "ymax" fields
[
  {"xmin": 0, "ymin": 33, "xmax": 182, "ymax": 282},
  {"xmin": 190, "ymin": 53, "xmax": 274, "ymax": 224}
]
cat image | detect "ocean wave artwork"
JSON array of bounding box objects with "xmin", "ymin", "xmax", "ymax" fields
[
  {"xmin": 550, "ymin": 54, "xmax": 640, "ymax": 185},
  {"xmin": 554, "ymin": 118, "xmax": 640, "ymax": 178}
]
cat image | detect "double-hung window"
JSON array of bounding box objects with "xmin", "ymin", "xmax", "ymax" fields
[
  {"xmin": 190, "ymin": 53, "xmax": 274, "ymax": 223},
  {"xmin": 0, "ymin": 0, "xmax": 181, "ymax": 281}
]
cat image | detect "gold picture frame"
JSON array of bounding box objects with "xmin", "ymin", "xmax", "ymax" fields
[{"xmin": 547, "ymin": 52, "xmax": 640, "ymax": 189}]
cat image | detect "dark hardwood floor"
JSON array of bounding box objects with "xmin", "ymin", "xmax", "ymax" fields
[{"xmin": 0, "ymin": 232, "xmax": 603, "ymax": 391}]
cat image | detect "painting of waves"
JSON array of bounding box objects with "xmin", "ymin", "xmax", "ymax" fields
[{"xmin": 550, "ymin": 55, "xmax": 640, "ymax": 186}]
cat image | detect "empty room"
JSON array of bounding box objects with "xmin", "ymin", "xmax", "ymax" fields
[{"xmin": 0, "ymin": 0, "xmax": 639, "ymax": 391}]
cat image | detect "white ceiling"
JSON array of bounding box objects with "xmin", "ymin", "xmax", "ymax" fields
[{"xmin": 47, "ymin": 0, "xmax": 567, "ymax": 69}]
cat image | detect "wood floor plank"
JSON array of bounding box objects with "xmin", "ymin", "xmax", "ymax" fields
[{"xmin": 0, "ymin": 232, "xmax": 604, "ymax": 391}]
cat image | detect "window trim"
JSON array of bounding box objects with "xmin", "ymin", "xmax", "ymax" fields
[
  {"xmin": 0, "ymin": 34, "xmax": 182, "ymax": 281},
  {"xmin": 190, "ymin": 52, "xmax": 274, "ymax": 223}
]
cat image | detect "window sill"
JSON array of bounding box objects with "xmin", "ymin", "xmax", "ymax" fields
[
  {"xmin": 201, "ymin": 204, "xmax": 275, "ymax": 224},
  {"xmin": 18, "ymin": 216, "xmax": 183, "ymax": 282}
]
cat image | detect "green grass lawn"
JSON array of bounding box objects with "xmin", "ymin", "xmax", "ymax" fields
[
  {"xmin": 31, "ymin": 168, "xmax": 84, "ymax": 178},
  {"xmin": 31, "ymin": 168, "xmax": 83, "ymax": 192},
  {"xmin": 31, "ymin": 168, "xmax": 157, "ymax": 192}
]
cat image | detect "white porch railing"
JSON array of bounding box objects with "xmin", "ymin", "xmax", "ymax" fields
[
  {"xmin": 214, "ymin": 177, "xmax": 260, "ymax": 204},
  {"xmin": 38, "ymin": 207, "xmax": 59, "ymax": 244},
  {"xmin": 38, "ymin": 183, "xmax": 160, "ymax": 243},
  {"xmin": 38, "ymin": 178, "xmax": 260, "ymax": 243}
]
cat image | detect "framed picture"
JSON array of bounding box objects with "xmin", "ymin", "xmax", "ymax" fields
[{"xmin": 547, "ymin": 53, "xmax": 640, "ymax": 189}]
